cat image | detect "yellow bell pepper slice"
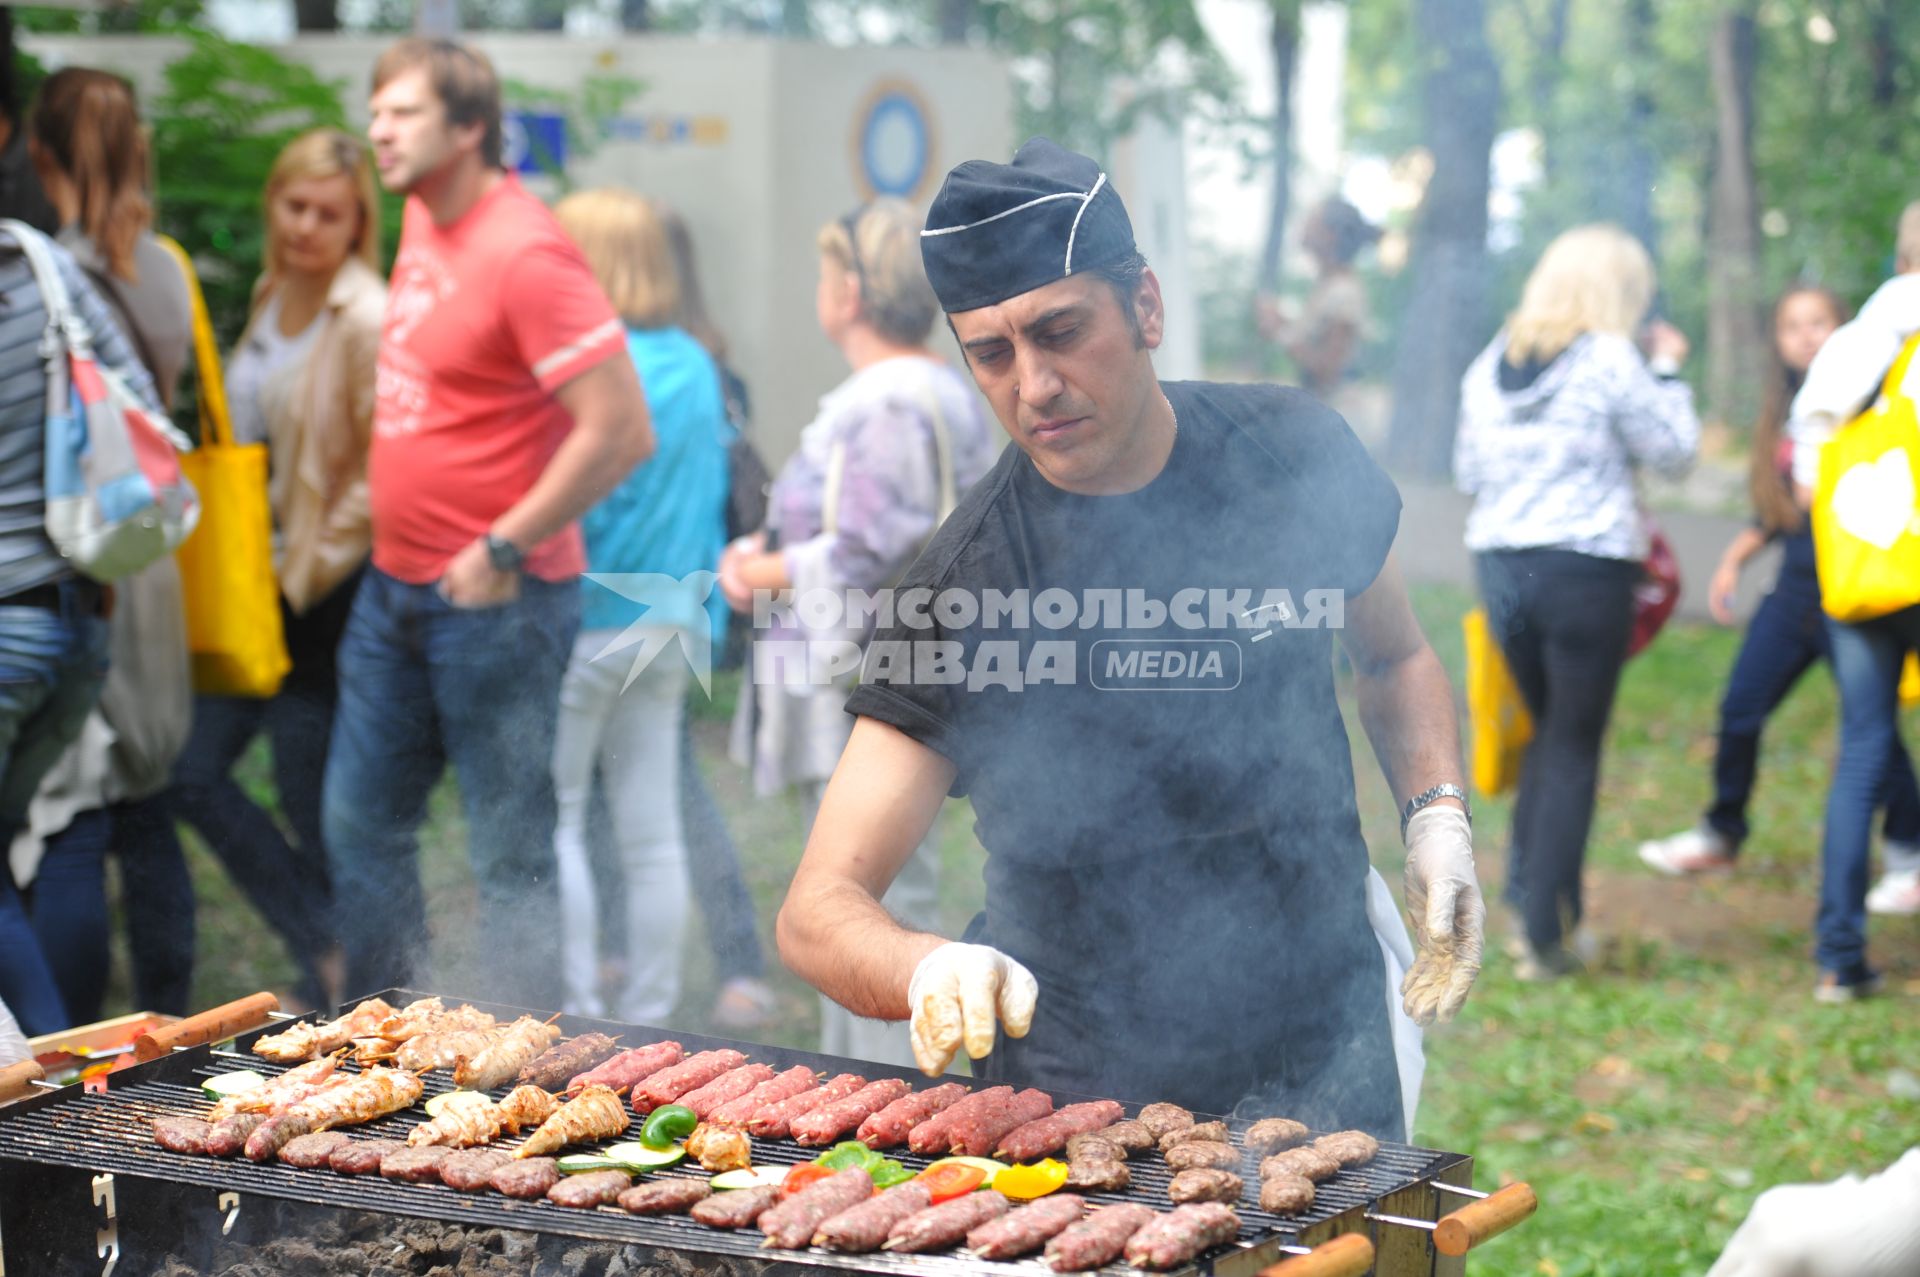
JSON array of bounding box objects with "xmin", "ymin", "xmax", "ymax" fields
[{"xmin": 993, "ymin": 1158, "xmax": 1070, "ymax": 1201}]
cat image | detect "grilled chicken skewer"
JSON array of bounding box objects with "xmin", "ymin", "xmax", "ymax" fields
[
  {"xmin": 246, "ymin": 1068, "xmax": 426, "ymax": 1161},
  {"xmin": 407, "ymin": 1084, "xmax": 559, "ymax": 1148},
  {"xmin": 209, "ymin": 1051, "xmax": 348, "ymax": 1121},
  {"xmin": 393, "ymin": 1024, "xmax": 507, "ymax": 1073},
  {"xmin": 514, "ymin": 1083, "xmax": 630, "ymax": 1158},
  {"xmin": 453, "ymin": 1016, "xmax": 562, "ymax": 1091},
  {"xmin": 252, "ymin": 998, "xmax": 396, "ymax": 1064}
]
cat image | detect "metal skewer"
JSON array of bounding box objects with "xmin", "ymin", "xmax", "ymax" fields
[{"xmin": 1364, "ymin": 1181, "xmax": 1538, "ymax": 1257}]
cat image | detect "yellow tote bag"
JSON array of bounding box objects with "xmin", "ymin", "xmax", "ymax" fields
[
  {"xmin": 161, "ymin": 237, "xmax": 290, "ymax": 698},
  {"xmin": 1812, "ymin": 333, "xmax": 1920, "ymax": 624},
  {"xmin": 1464, "ymin": 608, "xmax": 1533, "ymax": 797}
]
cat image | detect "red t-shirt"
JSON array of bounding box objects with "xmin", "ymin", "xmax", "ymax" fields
[{"xmin": 370, "ymin": 174, "xmax": 625, "ymax": 583}]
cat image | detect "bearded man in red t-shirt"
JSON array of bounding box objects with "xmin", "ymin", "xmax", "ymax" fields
[{"xmin": 321, "ymin": 38, "xmax": 653, "ymax": 1006}]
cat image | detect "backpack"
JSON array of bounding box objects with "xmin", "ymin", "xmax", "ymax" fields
[{"xmin": 0, "ymin": 219, "xmax": 198, "ymax": 582}]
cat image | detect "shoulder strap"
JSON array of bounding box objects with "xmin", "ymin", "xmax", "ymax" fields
[
  {"xmin": 78, "ymin": 260, "xmax": 163, "ymax": 391},
  {"xmin": 155, "ymin": 234, "xmax": 233, "ymax": 448},
  {"xmin": 0, "ymin": 218, "xmax": 91, "ymax": 354}
]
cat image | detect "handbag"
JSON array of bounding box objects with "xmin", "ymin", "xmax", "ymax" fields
[
  {"xmin": 1812, "ymin": 332, "xmax": 1920, "ymax": 623},
  {"xmin": 0, "ymin": 219, "xmax": 198, "ymax": 582},
  {"xmin": 1463, "ymin": 607, "xmax": 1532, "ymax": 797},
  {"xmin": 1627, "ymin": 525, "xmax": 1682, "ymax": 658},
  {"xmin": 160, "ymin": 236, "xmax": 291, "ymax": 698}
]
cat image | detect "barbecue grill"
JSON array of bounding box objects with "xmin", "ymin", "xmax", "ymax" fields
[{"xmin": 0, "ymin": 990, "xmax": 1534, "ymax": 1276}]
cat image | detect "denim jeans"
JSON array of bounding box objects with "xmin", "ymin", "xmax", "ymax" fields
[
  {"xmin": 1818, "ymin": 604, "xmax": 1920, "ymax": 981},
  {"xmin": 1707, "ymin": 539, "xmax": 1920, "ymax": 848},
  {"xmin": 1476, "ymin": 549, "xmax": 1639, "ymax": 955},
  {"xmin": 323, "ymin": 567, "xmax": 578, "ymax": 1006},
  {"xmin": 27, "ymin": 808, "xmax": 113, "ymax": 1023},
  {"xmin": 0, "ymin": 590, "xmax": 109, "ymax": 1035}
]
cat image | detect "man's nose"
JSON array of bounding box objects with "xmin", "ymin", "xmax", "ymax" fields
[{"xmin": 1014, "ymin": 347, "xmax": 1065, "ymax": 409}]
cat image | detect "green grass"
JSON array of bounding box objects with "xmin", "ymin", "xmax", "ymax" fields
[{"xmin": 100, "ymin": 585, "xmax": 1919, "ymax": 1276}]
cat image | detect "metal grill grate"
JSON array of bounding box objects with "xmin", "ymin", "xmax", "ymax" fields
[{"xmin": 0, "ymin": 990, "xmax": 1466, "ymax": 1277}]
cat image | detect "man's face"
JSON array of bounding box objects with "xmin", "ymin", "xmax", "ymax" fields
[
  {"xmin": 950, "ymin": 269, "xmax": 1166, "ymax": 495},
  {"xmin": 368, "ymin": 67, "xmax": 469, "ymax": 195}
]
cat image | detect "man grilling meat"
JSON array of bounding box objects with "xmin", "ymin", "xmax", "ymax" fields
[{"xmin": 776, "ymin": 139, "xmax": 1482, "ymax": 1139}]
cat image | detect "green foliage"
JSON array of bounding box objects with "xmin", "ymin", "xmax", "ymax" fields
[
  {"xmin": 148, "ymin": 33, "xmax": 370, "ymax": 348},
  {"xmin": 499, "ymin": 72, "xmax": 647, "ymax": 193},
  {"xmin": 11, "ymin": 0, "xmax": 205, "ymax": 35}
]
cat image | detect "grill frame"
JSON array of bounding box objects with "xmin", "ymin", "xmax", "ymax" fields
[{"xmin": 0, "ymin": 989, "xmax": 1475, "ymax": 1276}]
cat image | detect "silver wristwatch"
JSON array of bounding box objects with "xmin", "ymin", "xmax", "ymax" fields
[{"xmin": 1401, "ymin": 783, "xmax": 1471, "ymax": 841}]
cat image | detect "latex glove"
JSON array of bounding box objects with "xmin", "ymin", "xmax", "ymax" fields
[
  {"xmin": 907, "ymin": 942, "xmax": 1039, "ymax": 1077},
  {"xmin": 1400, "ymin": 806, "xmax": 1483, "ymax": 1025},
  {"xmin": 1707, "ymin": 1149, "xmax": 1920, "ymax": 1277}
]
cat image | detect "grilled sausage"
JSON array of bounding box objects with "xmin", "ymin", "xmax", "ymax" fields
[
  {"xmin": 757, "ymin": 1166, "xmax": 874, "ymax": 1249},
  {"xmin": 244, "ymin": 1113, "xmax": 311, "ymax": 1162},
  {"xmin": 1312, "ymin": 1130, "xmax": 1380, "ymax": 1168},
  {"xmin": 330, "ymin": 1138, "xmax": 404, "ymax": 1175},
  {"xmin": 709, "ymin": 1065, "xmax": 819, "ymax": 1129},
  {"xmin": 153, "ymin": 1115, "xmax": 212, "ymax": 1155},
  {"xmin": 566, "ymin": 1040, "xmax": 683, "ymax": 1097},
  {"xmin": 1124, "ymin": 1202, "xmax": 1241, "ymax": 1270},
  {"xmin": 813, "ymin": 1181, "xmax": 934, "ymax": 1252},
  {"xmin": 678, "ymin": 1063, "xmax": 777, "ymax": 1119},
  {"xmin": 690, "ymin": 1185, "xmax": 779, "ymax": 1229},
  {"xmin": 548, "ymin": 1168, "xmax": 632, "ymax": 1208},
  {"xmin": 1168, "ymin": 1168, "xmax": 1243, "ymax": 1205},
  {"xmin": 996, "ymin": 1100, "xmax": 1127, "ymax": 1162},
  {"xmin": 886, "ymin": 1189, "xmax": 1011, "ymax": 1253},
  {"xmin": 747, "ymin": 1072, "xmax": 867, "ymax": 1140},
  {"xmin": 857, "ymin": 1082, "xmax": 970, "ymax": 1148},
  {"xmin": 632, "ymin": 1049, "xmax": 749, "ymax": 1114},
  {"xmin": 618, "ymin": 1178, "xmax": 713, "ymax": 1215},
  {"xmin": 489, "ymin": 1157, "xmax": 560, "ymax": 1199},
  {"xmin": 1045, "ymin": 1202, "xmax": 1157, "ymax": 1271},
  {"xmin": 279, "ymin": 1130, "xmax": 352, "ymax": 1168},
  {"xmin": 908, "ymin": 1086, "xmax": 1014, "ymax": 1155},
  {"xmin": 950, "ymin": 1088, "xmax": 1054, "ymax": 1158},
  {"xmin": 792, "ymin": 1078, "xmax": 914, "ymax": 1147},
  {"xmin": 380, "ymin": 1145, "xmax": 453, "ymax": 1183},
  {"xmin": 1065, "ymin": 1154, "xmax": 1132, "ymax": 1192},
  {"xmin": 1158, "ymin": 1121, "xmax": 1229, "ymax": 1153},
  {"xmin": 968, "ymin": 1193, "xmax": 1086, "ymax": 1260},
  {"xmin": 1260, "ymin": 1147, "xmax": 1340, "ymax": 1184},
  {"xmin": 1100, "ymin": 1119, "xmax": 1156, "ymax": 1153},
  {"xmin": 1165, "ymin": 1141, "xmax": 1242, "ymax": 1172},
  {"xmin": 1065, "ymin": 1134, "xmax": 1127, "ymax": 1163},
  {"xmin": 1258, "ymin": 1174, "xmax": 1315, "ymax": 1216},
  {"xmin": 206, "ymin": 1113, "xmax": 268, "ymax": 1158},
  {"xmin": 440, "ymin": 1147, "xmax": 512, "ymax": 1192},
  {"xmin": 517, "ymin": 1033, "xmax": 621, "ymax": 1092},
  {"xmin": 1136, "ymin": 1103, "xmax": 1194, "ymax": 1140},
  {"xmin": 1243, "ymin": 1117, "xmax": 1310, "ymax": 1158}
]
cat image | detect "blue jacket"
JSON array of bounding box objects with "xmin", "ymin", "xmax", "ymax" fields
[{"xmin": 579, "ymin": 325, "xmax": 731, "ymax": 640}]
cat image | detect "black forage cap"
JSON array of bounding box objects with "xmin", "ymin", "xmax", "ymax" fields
[{"xmin": 920, "ymin": 136, "xmax": 1136, "ymax": 313}]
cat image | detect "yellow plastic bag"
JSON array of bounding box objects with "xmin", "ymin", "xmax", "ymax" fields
[
  {"xmin": 1812, "ymin": 333, "xmax": 1920, "ymax": 624},
  {"xmin": 1903, "ymin": 653, "xmax": 1920, "ymax": 708},
  {"xmin": 1464, "ymin": 607, "xmax": 1532, "ymax": 797},
  {"xmin": 161, "ymin": 237, "xmax": 290, "ymax": 698}
]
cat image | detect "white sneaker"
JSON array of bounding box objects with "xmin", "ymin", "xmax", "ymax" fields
[
  {"xmin": 1637, "ymin": 827, "xmax": 1737, "ymax": 876},
  {"xmin": 1866, "ymin": 868, "xmax": 1920, "ymax": 915}
]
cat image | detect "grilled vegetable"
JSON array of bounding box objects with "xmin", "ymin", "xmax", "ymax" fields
[
  {"xmin": 711, "ymin": 1166, "xmax": 790, "ymax": 1191},
  {"xmin": 639, "ymin": 1102, "xmax": 699, "ymax": 1148},
  {"xmin": 996, "ymin": 1160, "xmax": 1071, "ymax": 1201},
  {"xmin": 201, "ymin": 1070, "xmax": 267, "ymax": 1102},
  {"xmin": 918, "ymin": 1162, "xmax": 988, "ymax": 1203}
]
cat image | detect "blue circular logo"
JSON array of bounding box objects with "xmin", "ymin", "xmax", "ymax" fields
[{"xmin": 861, "ymin": 91, "xmax": 929, "ymax": 199}]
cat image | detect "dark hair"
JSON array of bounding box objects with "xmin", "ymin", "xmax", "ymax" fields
[
  {"xmin": 658, "ymin": 202, "xmax": 728, "ymax": 361},
  {"xmin": 1753, "ymin": 283, "xmax": 1849, "ymax": 535},
  {"xmin": 31, "ymin": 67, "xmax": 149, "ymax": 280},
  {"xmin": 1092, "ymin": 251, "xmax": 1150, "ymax": 347},
  {"xmin": 371, "ymin": 38, "xmax": 503, "ymax": 168},
  {"xmin": 1311, "ymin": 198, "xmax": 1381, "ymax": 266}
]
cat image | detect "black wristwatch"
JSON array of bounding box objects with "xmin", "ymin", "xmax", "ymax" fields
[{"xmin": 483, "ymin": 533, "xmax": 525, "ymax": 574}]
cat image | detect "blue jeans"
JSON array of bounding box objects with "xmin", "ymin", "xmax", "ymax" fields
[
  {"xmin": 0, "ymin": 589, "xmax": 109, "ymax": 1035},
  {"xmin": 1708, "ymin": 543, "xmax": 1920, "ymax": 848},
  {"xmin": 1818, "ymin": 603, "xmax": 1920, "ymax": 981},
  {"xmin": 323, "ymin": 567, "xmax": 578, "ymax": 1006}
]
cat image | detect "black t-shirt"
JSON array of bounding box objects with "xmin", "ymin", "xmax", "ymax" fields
[{"xmin": 845, "ymin": 380, "xmax": 1405, "ymax": 1125}]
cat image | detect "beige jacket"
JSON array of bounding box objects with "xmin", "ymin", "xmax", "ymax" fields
[{"xmin": 236, "ymin": 257, "xmax": 386, "ymax": 614}]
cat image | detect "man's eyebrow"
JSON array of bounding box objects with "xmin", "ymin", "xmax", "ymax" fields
[{"xmin": 1021, "ymin": 304, "xmax": 1089, "ymax": 338}]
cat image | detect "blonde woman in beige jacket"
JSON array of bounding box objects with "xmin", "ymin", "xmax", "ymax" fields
[{"xmin": 169, "ymin": 129, "xmax": 387, "ymax": 1009}]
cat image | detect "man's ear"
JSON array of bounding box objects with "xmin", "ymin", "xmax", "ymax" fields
[{"xmin": 1135, "ymin": 268, "xmax": 1166, "ymax": 350}]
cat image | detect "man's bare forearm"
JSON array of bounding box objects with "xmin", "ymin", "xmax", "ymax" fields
[
  {"xmin": 1354, "ymin": 644, "xmax": 1466, "ymax": 813},
  {"xmin": 777, "ymin": 874, "xmax": 946, "ymax": 1021},
  {"xmin": 493, "ymin": 358, "xmax": 654, "ymax": 550}
]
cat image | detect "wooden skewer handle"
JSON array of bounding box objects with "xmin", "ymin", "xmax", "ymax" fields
[
  {"xmin": 133, "ymin": 992, "xmax": 281, "ymax": 1062},
  {"xmin": 0, "ymin": 1060, "xmax": 46, "ymax": 1104},
  {"xmin": 1257, "ymin": 1234, "xmax": 1376, "ymax": 1277},
  {"xmin": 1433, "ymin": 1183, "xmax": 1538, "ymax": 1256}
]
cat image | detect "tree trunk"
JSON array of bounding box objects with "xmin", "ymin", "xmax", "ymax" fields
[
  {"xmin": 1617, "ymin": 0, "xmax": 1659, "ymax": 256},
  {"xmin": 1524, "ymin": 0, "xmax": 1571, "ymax": 179},
  {"xmin": 620, "ymin": 0, "xmax": 651, "ymax": 30},
  {"xmin": 1385, "ymin": 0, "xmax": 1500, "ymax": 477},
  {"xmin": 293, "ymin": 0, "xmax": 340, "ymax": 31},
  {"xmin": 1706, "ymin": 9, "xmax": 1765, "ymax": 430},
  {"xmin": 1256, "ymin": 3, "xmax": 1300, "ymax": 296},
  {"xmin": 936, "ymin": 0, "xmax": 976, "ymax": 44}
]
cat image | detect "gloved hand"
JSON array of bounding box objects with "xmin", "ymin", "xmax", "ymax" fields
[
  {"xmin": 1400, "ymin": 806, "xmax": 1483, "ymax": 1025},
  {"xmin": 1707, "ymin": 1149, "xmax": 1920, "ymax": 1277},
  {"xmin": 907, "ymin": 942, "xmax": 1039, "ymax": 1077}
]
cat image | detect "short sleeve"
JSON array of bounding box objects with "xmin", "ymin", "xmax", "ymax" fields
[
  {"xmin": 1256, "ymin": 387, "xmax": 1401, "ymax": 597},
  {"xmin": 501, "ymin": 235, "xmax": 624, "ymax": 392}
]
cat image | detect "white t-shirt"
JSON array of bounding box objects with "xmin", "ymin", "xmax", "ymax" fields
[{"xmin": 225, "ymin": 290, "xmax": 321, "ymax": 448}]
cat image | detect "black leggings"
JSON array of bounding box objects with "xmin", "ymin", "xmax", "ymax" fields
[{"xmin": 1475, "ymin": 549, "xmax": 1640, "ymax": 953}]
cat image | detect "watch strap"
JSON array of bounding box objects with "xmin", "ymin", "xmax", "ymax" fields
[{"xmin": 1402, "ymin": 783, "xmax": 1471, "ymax": 841}]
